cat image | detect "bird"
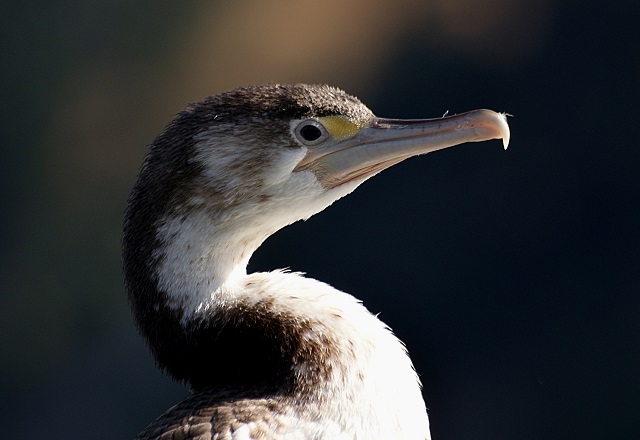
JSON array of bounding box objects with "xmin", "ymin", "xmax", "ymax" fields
[{"xmin": 122, "ymin": 83, "xmax": 509, "ymax": 440}]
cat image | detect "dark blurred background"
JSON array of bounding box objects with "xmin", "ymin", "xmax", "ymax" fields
[{"xmin": 2, "ymin": 1, "xmax": 639, "ymax": 438}]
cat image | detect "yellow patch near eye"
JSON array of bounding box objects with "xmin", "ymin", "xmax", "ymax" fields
[{"xmin": 318, "ymin": 116, "xmax": 364, "ymax": 140}]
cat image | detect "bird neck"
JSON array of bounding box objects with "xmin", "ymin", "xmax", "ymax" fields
[
  {"xmin": 150, "ymin": 173, "xmax": 364, "ymax": 317},
  {"xmin": 125, "ymin": 204, "xmax": 429, "ymax": 438},
  {"xmin": 152, "ymin": 207, "xmax": 270, "ymax": 316}
]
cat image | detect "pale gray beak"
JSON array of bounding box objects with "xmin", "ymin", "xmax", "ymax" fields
[{"xmin": 296, "ymin": 109, "xmax": 510, "ymax": 188}]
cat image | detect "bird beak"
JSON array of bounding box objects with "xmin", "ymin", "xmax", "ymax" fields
[{"xmin": 295, "ymin": 109, "xmax": 510, "ymax": 189}]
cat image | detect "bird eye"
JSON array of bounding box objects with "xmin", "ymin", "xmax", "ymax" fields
[
  {"xmin": 300, "ymin": 125, "xmax": 322, "ymax": 141},
  {"xmin": 294, "ymin": 120, "xmax": 329, "ymax": 146}
]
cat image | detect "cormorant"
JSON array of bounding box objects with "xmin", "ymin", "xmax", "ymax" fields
[{"xmin": 123, "ymin": 83, "xmax": 509, "ymax": 439}]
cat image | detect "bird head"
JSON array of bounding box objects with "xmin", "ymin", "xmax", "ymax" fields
[{"xmin": 136, "ymin": 84, "xmax": 508, "ymax": 233}]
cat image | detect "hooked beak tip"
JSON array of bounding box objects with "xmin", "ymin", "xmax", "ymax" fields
[{"xmin": 498, "ymin": 113, "xmax": 511, "ymax": 150}]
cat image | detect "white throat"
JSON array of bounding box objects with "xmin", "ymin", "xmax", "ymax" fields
[{"xmin": 152, "ymin": 164, "xmax": 362, "ymax": 316}]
